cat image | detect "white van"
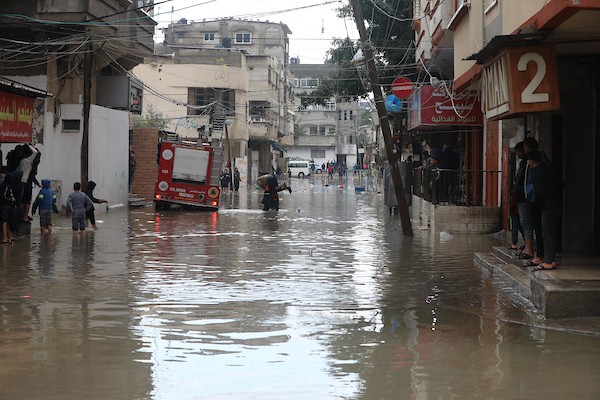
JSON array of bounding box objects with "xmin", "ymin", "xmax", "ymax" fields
[{"xmin": 288, "ymin": 160, "xmax": 311, "ymax": 178}]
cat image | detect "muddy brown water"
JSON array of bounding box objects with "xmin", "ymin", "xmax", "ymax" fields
[{"xmin": 1, "ymin": 177, "xmax": 599, "ymax": 399}]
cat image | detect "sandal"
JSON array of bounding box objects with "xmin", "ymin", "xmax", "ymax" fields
[
  {"xmin": 1, "ymin": 240, "xmax": 10, "ymax": 246},
  {"xmin": 517, "ymin": 252, "xmax": 533, "ymax": 260},
  {"xmin": 533, "ymin": 264, "xmax": 557, "ymax": 271}
]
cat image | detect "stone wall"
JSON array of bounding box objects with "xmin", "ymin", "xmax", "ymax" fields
[
  {"xmin": 412, "ymin": 195, "xmax": 502, "ymax": 233},
  {"xmin": 130, "ymin": 128, "xmax": 158, "ymax": 201}
]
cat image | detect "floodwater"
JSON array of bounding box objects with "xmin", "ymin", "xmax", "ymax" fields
[{"xmin": 1, "ymin": 177, "xmax": 599, "ymax": 400}]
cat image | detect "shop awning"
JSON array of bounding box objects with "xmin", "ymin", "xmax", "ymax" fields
[{"xmin": 465, "ymin": 32, "xmax": 550, "ymax": 64}]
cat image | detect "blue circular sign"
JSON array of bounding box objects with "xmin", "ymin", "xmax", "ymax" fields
[{"xmin": 385, "ymin": 94, "xmax": 403, "ymax": 113}]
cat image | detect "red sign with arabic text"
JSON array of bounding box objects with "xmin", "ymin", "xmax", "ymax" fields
[
  {"xmin": 0, "ymin": 91, "xmax": 34, "ymax": 142},
  {"xmin": 408, "ymin": 85, "xmax": 483, "ymax": 129}
]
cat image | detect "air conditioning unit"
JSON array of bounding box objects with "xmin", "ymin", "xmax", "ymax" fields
[{"xmin": 97, "ymin": 76, "xmax": 143, "ymax": 114}]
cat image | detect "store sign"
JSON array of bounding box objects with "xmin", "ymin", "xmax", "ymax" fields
[
  {"xmin": 0, "ymin": 91, "xmax": 34, "ymax": 142},
  {"xmin": 483, "ymin": 44, "xmax": 560, "ymax": 119},
  {"xmin": 408, "ymin": 84, "xmax": 483, "ymax": 129}
]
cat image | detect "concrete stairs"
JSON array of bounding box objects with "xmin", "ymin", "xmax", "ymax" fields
[{"xmin": 475, "ymin": 247, "xmax": 600, "ymax": 318}]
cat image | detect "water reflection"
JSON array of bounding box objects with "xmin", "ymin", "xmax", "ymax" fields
[{"xmin": 0, "ymin": 179, "xmax": 599, "ymax": 399}]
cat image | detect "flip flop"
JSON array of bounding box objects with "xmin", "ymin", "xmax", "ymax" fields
[
  {"xmin": 517, "ymin": 252, "xmax": 533, "ymax": 260},
  {"xmin": 533, "ymin": 264, "xmax": 557, "ymax": 271}
]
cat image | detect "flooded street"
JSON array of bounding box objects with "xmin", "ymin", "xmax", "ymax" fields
[{"xmin": 1, "ymin": 177, "xmax": 599, "ymax": 399}]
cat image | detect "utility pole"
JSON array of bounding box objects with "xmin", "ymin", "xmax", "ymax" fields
[
  {"xmin": 348, "ymin": 0, "xmax": 413, "ymax": 236},
  {"xmin": 81, "ymin": 34, "xmax": 92, "ymax": 189}
]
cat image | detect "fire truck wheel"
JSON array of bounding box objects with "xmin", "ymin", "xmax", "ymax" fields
[{"xmin": 155, "ymin": 201, "xmax": 170, "ymax": 211}]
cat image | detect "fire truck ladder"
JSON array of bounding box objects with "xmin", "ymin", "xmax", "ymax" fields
[{"xmin": 210, "ymin": 147, "xmax": 224, "ymax": 187}]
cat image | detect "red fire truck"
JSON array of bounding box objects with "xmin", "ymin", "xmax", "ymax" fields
[{"xmin": 154, "ymin": 139, "xmax": 224, "ymax": 211}]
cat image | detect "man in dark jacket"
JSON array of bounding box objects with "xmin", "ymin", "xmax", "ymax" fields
[
  {"xmin": 528, "ymin": 149, "xmax": 563, "ymax": 271},
  {"xmin": 0, "ymin": 170, "xmax": 16, "ymax": 244},
  {"xmin": 84, "ymin": 180, "xmax": 107, "ymax": 229}
]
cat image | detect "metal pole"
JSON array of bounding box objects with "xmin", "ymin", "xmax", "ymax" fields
[
  {"xmin": 225, "ymin": 123, "xmax": 233, "ymax": 206},
  {"xmin": 348, "ymin": 0, "xmax": 413, "ymax": 235},
  {"xmin": 81, "ymin": 35, "xmax": 92, "ymax": 189}
]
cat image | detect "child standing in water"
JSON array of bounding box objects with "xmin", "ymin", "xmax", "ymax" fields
[
  {"xmin": 31, "ymin": 179, "xmax": 59, "ymax": 234},
  {"xmin": 84, "ymin": 181, "xmax": 107, "ymax": 229},
  {"xmin": 67, "ymin": 182, "xmax": 93, "ymax": 233}
]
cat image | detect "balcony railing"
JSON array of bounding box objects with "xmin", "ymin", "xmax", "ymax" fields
[{"xmin": 413, "ymin": 168, "xmax": 500, "ymax": 206}]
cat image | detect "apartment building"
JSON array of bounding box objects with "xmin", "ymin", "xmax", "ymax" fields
[
  {"xmin": 288, "ymin": 63, "xmax": 338, "ymax": 167},
  {"xmin": 414, "ymin": 0, "xmax": 600, "ymax": 252},
  {"xmin": 162, "ymin": 18, "xmax": 295, "ymax": 180}
]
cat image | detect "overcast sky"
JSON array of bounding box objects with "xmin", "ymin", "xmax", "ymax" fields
[{"xmin": 152, "ymin": 0, "xmax": 359, "ymax": 63}]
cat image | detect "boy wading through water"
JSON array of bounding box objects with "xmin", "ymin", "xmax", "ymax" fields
[
  {"xmin": 84, "ymin": 181, "xmax": 108, "ymax": 229},
  {"xmin": 67, "ymin": 182, "xmax": 93, "ymax": 233},
  {"xmin": 31, "ymin": 179, "xmax": 59, "ymax": 234}
]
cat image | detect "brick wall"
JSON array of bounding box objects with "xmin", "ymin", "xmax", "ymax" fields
[{"xmin": 131, "ymin": 128, "xmax": 158, "ymax": 201}]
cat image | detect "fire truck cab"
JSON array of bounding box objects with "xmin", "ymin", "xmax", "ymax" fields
[{"xmin": 154, "ymin": 139, "xmax": 224, "ymax": 211}]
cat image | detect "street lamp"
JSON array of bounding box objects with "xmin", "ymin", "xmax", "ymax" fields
[{"xmin": 351, "ymin": 48, "xmax": 371, "ymax": 92}]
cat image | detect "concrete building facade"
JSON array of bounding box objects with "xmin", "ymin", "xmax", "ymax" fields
[
  {"xmin": 413, "ymin": 0, "xmax": 600, "ymax": 250},
  {"xmin": 0, "ymin": 0, "xmax": 156, "ymax": 207}
]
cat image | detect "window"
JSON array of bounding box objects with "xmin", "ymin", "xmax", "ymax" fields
[
  {"xmin": 62, "ymin": 119, "xmax": 81, "ymax": 131},
  {"xmin": 235, "ymin": 32, "xmax": 251, "ymax": 44},
  {"xmin": 309, "ymin": 126, "xmax": 318, "ymax": 135},
  {"xmin": 293, "ymin": 78, "xmax": 299, "ymax": 87},
  {"xmin": 325, "ymin": 100, "xmax": 336, "ymax": 111},
  {"xmin": 299, "ymin": 78, "xmax": 319, "ymax": 88},
  {"xmin": 338, "ymin": 110, "xmax": 341, "ymax": 121},
  {"xmin": 319, "ymin": 126, "xmax": 326, "ymax": 135},
  {"xmin": 344, "ymin": 111, "xmax": 347, "ymax": 120},
  {"xmin": 177, "ymin": 31, "xmax": 185, "ymax": 38},
  {"xmin": 349, "ymin": 110, "xmax": 353, "ymax": 120},
  {"xmin": 250, "ymin": 101, "xmax": 269, "ymax": 121},
  {"xmin": 311, "ymin": 150, "xmax": 325, "ymax": 159},
  {"xmin": 484, "ymin": 0, "xmax": 498, "ymax": 13},
  {"xmin": 187, "ymin": 87, "xmax": 236, "ymax": 116},
  {"xmin": 204, "ymin": 32, "xmax": 215, "ymax": 41}
]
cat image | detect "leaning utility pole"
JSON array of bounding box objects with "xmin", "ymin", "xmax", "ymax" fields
[
  {"xmin": 348, "ymin": 0, "xmax": 413, "ymax": 236},
  {"xmin": 81, "ymin": 34, "xmax": 92, "ymax": 188}
]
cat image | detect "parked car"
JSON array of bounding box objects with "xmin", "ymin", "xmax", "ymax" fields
[
  {"xmin": 288, "ymin": 160, "xmax": 311, "ymax": 178},
  {"xmin": 310, "ymin": 162, "xmax": 323, "ymax": 174}
]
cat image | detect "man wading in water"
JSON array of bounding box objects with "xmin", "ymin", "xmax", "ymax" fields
[{"xmin": 257, "ymin": 174, "xmax": 291, "ymax": 211}]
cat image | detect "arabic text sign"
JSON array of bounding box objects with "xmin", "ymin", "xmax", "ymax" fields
[
  {"xmin": 409, "ymin": 85, "xmax": 483, "ymax": 128},
  {"xmin": 0, "ymin": 91, "xmax": 34, "ymax": 142}
]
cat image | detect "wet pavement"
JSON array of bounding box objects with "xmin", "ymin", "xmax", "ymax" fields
[{"xmin": 1, "ymin": 176, "xmax": 600, "ymax": 399}]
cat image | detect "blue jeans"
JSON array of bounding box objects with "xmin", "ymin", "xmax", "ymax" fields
[
  {"xmin": 516, "ymin": 203, "xmax": 533, "ymax": 241},
  {"xmin": 510, "ymin": 213, "xmax": 523, "ymax": 245}
]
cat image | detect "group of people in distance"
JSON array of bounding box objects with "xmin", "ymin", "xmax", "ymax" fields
[
  {"xmin": 220, "ymin": 168, "xmax": 241, "ymax": 192},
  {"xmin": 509, "ymin": 137, "xmax": 564, "ymax": 271}
]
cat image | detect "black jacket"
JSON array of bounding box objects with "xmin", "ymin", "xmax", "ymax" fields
[{"xmin": 531, "ymin": 163, "xmax": 563, "ymax": 210}]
